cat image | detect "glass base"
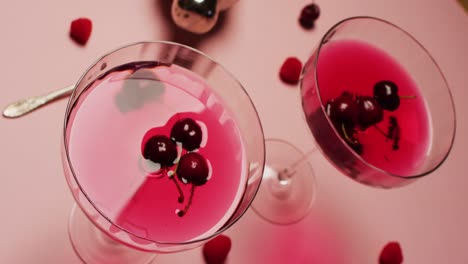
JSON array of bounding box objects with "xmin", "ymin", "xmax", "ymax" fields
[
  {"xmin": 68, "ymin": 204, "xmax": 156, "ymax": 264},
  {"xmin": 252, "ymin": 139, "xmax": 316, "ymax": 225}
]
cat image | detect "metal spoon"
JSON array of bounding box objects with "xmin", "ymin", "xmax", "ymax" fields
[{"xmin": 2, "ymin": 85, "xmax": 75, "ymax": 118}]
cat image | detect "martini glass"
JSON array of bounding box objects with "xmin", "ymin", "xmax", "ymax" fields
[
  {"xmin": 62, "ymin": 41, "xmax": 265, "ymax": 263},
  {"xmin": 252, "ymin": 16, "xmax": 456, "ymax": 225},
  {"xmin": 301, "ymin": 16, "xmax": 456, "ymax": 188},
  {"xmin": 301, "ymin": 17, "xmax": 456, "ymax": 188},
  {"xmin": 251, "ymin": 138, "xmax": 317, "ymax": 225}
]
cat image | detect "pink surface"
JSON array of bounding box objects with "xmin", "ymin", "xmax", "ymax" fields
[{"xmin": 0, "ymin": 0, "xmax": 467, "ymax": 263}]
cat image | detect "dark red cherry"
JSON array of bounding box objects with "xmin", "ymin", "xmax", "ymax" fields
[
  {"xmin": 356, "ymin": 96, "xmax": 384, "ymax": 130},
  {"xmin": 325, "ymin": 92, "xmax": 358, "ymax": 126},
  {"xmin": 143, "ymin": 135, "xmax": 178, "ymax": 167},
  {"xmin": 177, "ymin": 0, "xmax": 216, "ymax": 18},
  {"xmin": 374, "ymin": 80, "xmax": 400, "ymax": 111},
  {"xmin": 171, "ymin": 118, "xmax": 203, "ymax": 151},
  {"xmin": 176, "ymin": 152, "xmax": 210, "ymax": 186},
  {"xmin": 299, "ymin": 3, "xmax": 320, "ymax": 29}
]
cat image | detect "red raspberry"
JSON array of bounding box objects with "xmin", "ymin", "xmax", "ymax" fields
[
  {"xmin": 202, "ymin": 234, "xmax": 232, "ymax": 264},
  {"xmin": 379, "ymin": 242, "xmax": 403, "ymax": 264},
  {"xmin": 69, "ymin": 18, "xmax": 92, "ymax": 46},
  {"xmin": 279, "ymin": 57, "xmax": 303, "ymax": 85}
]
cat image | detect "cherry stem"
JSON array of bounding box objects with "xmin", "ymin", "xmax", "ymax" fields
[
  {"xmin": 169, "ymin": 173, "xmax": 184, "ymax": 203},
  {"xmin": 278, "ymin": 148, "xmax": 317, "ymax": 181},
  {"xmin": 178, "ymin": 185, "xmax": 195, "ymax": 217},
  {"xmin": 399, "ymin": 95, "xmax": 417, "ymax": 99},
  {"xmin": 391, "ymin": 123, "xmax": 401, "ymax": 150},
  {"xmin": 372, "ymin": 124, "xmax": 390, "ymax": 139},
  {"xmin": 341, "ymin": 123, "xmax": 358, "ymax": 144}
]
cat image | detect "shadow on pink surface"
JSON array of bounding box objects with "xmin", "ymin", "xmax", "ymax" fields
[
  {"xmin": 5, "ymin": 226, "xmax": 79, "ymax": 264},
  {"xmin": 229, "ymin": 209, "xmax": 352, "ymax": 263}
]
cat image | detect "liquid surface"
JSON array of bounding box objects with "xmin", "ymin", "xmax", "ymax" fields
[
  {"xmin": 304, "ymin": 39, "xmax": 430, "ymax": 177},
  {"xmin": 67, "ymin": 63, "xmax": 246, "ymax": 242}
]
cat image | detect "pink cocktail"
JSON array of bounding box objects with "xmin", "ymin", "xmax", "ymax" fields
[
  {"xmin": 300, "ymin": 17, "xmax": 455, "ymax": 188},
  {"xmin": 62, "ymin": 42, "xmax": 265, "ymax": 263},
  {"xmin": 248, "ymin": 17, "xmax": 454, "ymax": 227}
]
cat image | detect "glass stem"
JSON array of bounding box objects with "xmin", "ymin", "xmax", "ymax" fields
[{"xmin": 278, "ymin": 148, "xmax": 317, "ymax": 181}]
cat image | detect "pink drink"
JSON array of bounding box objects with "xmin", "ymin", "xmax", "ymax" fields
[
  {"xmin": 66, "ymin": 63, "xmax": 247, "ymax": 243},
  {"xmin": 302, "ymin": 40, "xmax": 430, "ymax": 183}
]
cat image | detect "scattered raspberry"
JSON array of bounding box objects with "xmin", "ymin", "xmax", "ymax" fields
[
  {"xmin": 379, "ymin": 242, "xmax": 403, "ymax": 264},
  {"xmin": 69, "ymin": 18, "xmax": 92, "ymax": 46},
  {"xmin": 202, "ymin": 234, "xmax": 232, "ymax": 264},
  {"xmin": 279, "ymin": 57, "xmax": 303, "ymax": 85}
]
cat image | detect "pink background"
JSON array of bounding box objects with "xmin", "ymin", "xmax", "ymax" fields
[{"xmin": 1, "ymin": 0, "xmax": 467, "ymax": 263}]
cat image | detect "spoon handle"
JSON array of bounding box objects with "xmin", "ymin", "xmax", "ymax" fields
[{"xmin": 2, "ymin": 85, "xmax": 75, "ymax": 118}]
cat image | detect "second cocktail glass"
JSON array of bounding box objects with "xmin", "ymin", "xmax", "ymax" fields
[{"xmin": 253, "ymin": 16, "xmax": 456, "ymax": 224}]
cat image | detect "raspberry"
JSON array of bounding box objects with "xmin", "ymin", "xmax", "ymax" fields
[
  {"xmin": 69, "ymin": 18, "xmax": 92, "ymax": 46},
  {"xmin": 379, "ymin": 242, "xmax": 403, "ymax": 264},
  {"xmin": 279, "ymin": 57, "xmax": 302, "ymax": 85},
  {"xmin": 202, "ymin": 234, "xmax": 232, "ymax": 264}
]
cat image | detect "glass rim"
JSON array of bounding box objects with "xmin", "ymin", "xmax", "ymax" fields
[
  {"xmin": 62, "ymin": 40, "xmax": 266, "ymax": 246},
  {"xmin": 303, "ymin": 16, "xmax": 456, "ymax": 180}
]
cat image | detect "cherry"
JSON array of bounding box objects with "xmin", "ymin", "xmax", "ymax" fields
[
  {"xmin": 175, "ymin": 152, "xmax": 209, "ymax": 217},
  {"xmin": 356, "ymin": 96, "xmax": 384, "ymax": 130},
  {"xmin": 325, "ymin": 92, "xmax": 358, "ymax": 126},
  {"xmin": 177, "ymin": 0, "xmax": 217, "ymax": 18},
  {"xmin": 374, "ymin": 80, "xmax": 400, "ymax": 111},
  {"xmin": 176, "ymin": 152, "xmax": 210, "ymax": 186},
  {"xmin": 143, "ymin": 135, "xmax": 178, "ymax": 167},
  {"xmin": 299, "ymin": 3, "xmax": 320, "ymax": 29},
  {"xmin": 171, "ymin": 118, "xmax": 203, "ymax": 151}
]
